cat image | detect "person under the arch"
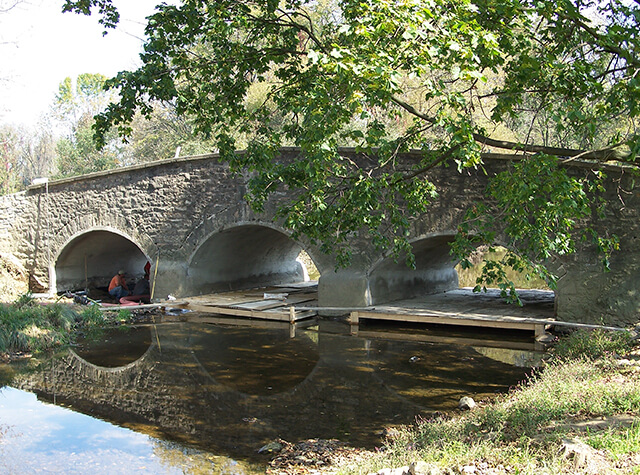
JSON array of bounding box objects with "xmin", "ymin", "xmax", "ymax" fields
[
  {"xmin": 119, "ymin": 262, "xmax": 151, "ymax": 305},
  {"xmin": 108, "ymin": 270, "xmax": 130, "ymax": 301}
]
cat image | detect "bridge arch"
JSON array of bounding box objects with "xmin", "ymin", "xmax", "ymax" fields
[
  {"xmin": 367, "ymin": 232, "xmax": 460, "ymax": 304},
  {"xmin": 53, "ymin": 227, "xmax": 151, "ymax": 293},
  {"xmin": 367, "ymin": 231, "xmax": 555, "ymax": 306},
  {"xmin": 186, "ymin": 222, "xmax": 324, "ymax": 296}
]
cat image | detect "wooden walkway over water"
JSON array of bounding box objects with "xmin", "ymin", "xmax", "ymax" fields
[
  {"xmin": 181, "ymin": 282, "xmax": 319, "ymax": 322},
  {"xmin": 166, "ymin": 284, "xmax": 566, "ymax": 337},
  {"xmin": 349, "ymin": 288, "xmax": 556, "ymax": 337}
]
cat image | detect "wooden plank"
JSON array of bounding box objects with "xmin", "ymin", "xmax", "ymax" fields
[
  {"xmin": 184, "ymin": 302, "xmax": 316, "ymax": 322},
  {"xmin": 97, "ymin": 301, "xmax": 186, "ymax": 311},
  {"xmin": 187, "ymin": 294, "xmax": 261, "ymax": 306},
  {"xmin": 231, "ymin": 296, "xmax": 317, "ymax": 311},
  {"xmin": 162, "ymin": 313, "xmax": 318, "ymax": 329},
  {"xmin": 262, "ymin": 307, "xmax": 317, "ymax": 321},
  {"xmin": 274, "ymin": 282, "xmax": 319, "ymax": 290},
  {"xmin": 289, "ymin": 309, "xmax": 317, "ymax": 321},
  {"xmin": 233, "ymin": 299, "xmax": 285, "ymax": 310},
  {"xmin": 183, "ymin": 288, "xmax": 318, "ymax": 311},
  {"xmin": 352, "ymin": 309, "xmax": 546, "ymax": 333},
  {"xmin": 373, "ymin": 305, "xmax": 555, "ymax": 324},
  {"xmin": 349, "ymin": 311, "xmax": 359, "ymax": 325}
]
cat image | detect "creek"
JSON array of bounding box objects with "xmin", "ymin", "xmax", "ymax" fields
[{"xmin": 0, "ymin": 318, "xmax": 543, "ymax": 474}]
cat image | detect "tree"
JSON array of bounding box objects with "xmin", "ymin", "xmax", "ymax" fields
[
  {"xmin": 127, "ymin": 101, "xmax": 215, "ymax": 162},
  {"xmin": 53, "ymin": 73, "xmax": 125, "ymax": 178},
  {"xmin": 0, "ymin": 121, "xmax": 56, "ymax": 193},
  {"xmin": 55, "ymin": 112, "xmax": 124, "ymax": 177},
  {"xmin": 55, "ymin": 73, "xmax": 114, "ymax": 123},
  {"xmin": 63, "ymin": 0, "xmax": 639, "ymax": 299}
]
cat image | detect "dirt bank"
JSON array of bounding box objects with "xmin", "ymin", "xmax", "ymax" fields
[{"xmin": 0, "ymin": 253, "xmax": 29, "ymax": 303}]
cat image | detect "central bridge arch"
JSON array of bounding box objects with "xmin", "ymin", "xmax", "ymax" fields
[
  {"xmin": 186, "ymin": 223, "xmax": 322, "ymax": 296},
  {"xmin": 368, "ymin": 232, "xmax": 461, "ymax": 304}
]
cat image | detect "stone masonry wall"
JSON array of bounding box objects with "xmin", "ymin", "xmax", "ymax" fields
[{"xmin": 0, "ymin": 149, "xmax": 638, "ymax": 325}]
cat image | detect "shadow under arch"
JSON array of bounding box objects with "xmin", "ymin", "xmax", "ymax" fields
[
  {"xmin": 53, "ymin": 228, "xmax": 150, "ymax": 293},
  {"xmin": 186, "ymin": 223, "xmax": 321, "ymax": 295},
  {"xmin": 368, "ymin": 231, "xmax": 556, "ymax": 315},
  {"xmin": 367, "ymin": 232, "xmax": 459, "ymax": 304}
]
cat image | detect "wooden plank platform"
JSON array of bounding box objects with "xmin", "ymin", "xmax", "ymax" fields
[
  {"xmin": 181, "ymin": 284, "xmax": 319, "ymax": 322},
  {"xmin": 346, "ymin": 288, "xmax": 628, "ymax": 337},
  {"xmin": 348, "ymin": 288, "xmax": 557, "ymax": 337},
  {"xmin": 120, "ymin": 286, "xmax": 626, "ymax": 338},
  {"xmin": 349, "ymin": 309, "xmax": 550, "ymax": 337},
  {"xmin": 162, "ymin": 313, "xmax": 318, "ymax": 337}
]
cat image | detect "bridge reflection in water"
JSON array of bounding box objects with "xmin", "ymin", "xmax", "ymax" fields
[{"xmin": 13, "ymin": 320, "xmax": 540, "ymax": 465}]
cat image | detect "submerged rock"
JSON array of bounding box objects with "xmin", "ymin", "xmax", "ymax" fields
[{"xmin": 258, "ymin": 440, "xmax": 284, "ymax": 454}]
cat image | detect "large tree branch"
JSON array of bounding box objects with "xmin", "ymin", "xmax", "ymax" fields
[{"xmin": 390, "ymin": 95, "xmax": 630, "ymax": 162}]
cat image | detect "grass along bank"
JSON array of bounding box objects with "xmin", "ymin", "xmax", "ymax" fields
[
  {"xmin": 0, "ymin": 293, "xmax": 137, "ymax": 359},
  {"xmin": 331, "ymin": 329, "xmax": 640, "ymax": 475}
]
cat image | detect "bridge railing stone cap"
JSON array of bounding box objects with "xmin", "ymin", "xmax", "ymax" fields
[{"xmin": 25, "ymin": 148, "xmax": 624, "ymax": 191}]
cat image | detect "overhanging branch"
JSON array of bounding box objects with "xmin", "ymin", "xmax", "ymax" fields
[{"xmin": 390, "ymin": 95, "xmax": 631, "ymax": 163}]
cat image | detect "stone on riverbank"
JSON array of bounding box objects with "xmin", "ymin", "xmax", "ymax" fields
[{"xmin": 458, "ymin": 396, "xmax": 476, "ymax": 410}]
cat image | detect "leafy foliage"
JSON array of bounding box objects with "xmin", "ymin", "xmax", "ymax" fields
[
  {"xmin": 0, "ymin": 294, "xmax": 147, "ymax": 356},
  {"xmin": 53, "ymin": 74, "xmax": 126, "ymax": 178},
  {"xmin": 127, "ymin": 101, "xmax": 215, "ymax": 162},
  {"xmin": 55, "ymin": 113, "xmax": 123, "ymax": 177},
  {"xmin": 63, "ymin": 0, "xmax": 640, "ymax": 290},
  {"xmin": 61, "ymin": 0, "xmax": 119, "ymax": 33},
  {"xmin": 0, "ymin": 297, "xmax": 76, "ymax": 353}
]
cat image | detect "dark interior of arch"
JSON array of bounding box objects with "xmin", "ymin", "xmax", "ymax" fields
[
  {"xmin": 55, "ymin": 230, "xmax": 148, "ymax": 292},
  {"xmin": 187, "ymin": 225, "xmax": 310, "ymax": 295},
  {"xmin": 368, "ymin": 234, "xmax": 459, "ymax": 304}
]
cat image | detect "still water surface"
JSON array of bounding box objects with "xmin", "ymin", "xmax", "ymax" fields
[{"xmin": 0, "ymin": 319, "xmax": 541, "ymax": 474}]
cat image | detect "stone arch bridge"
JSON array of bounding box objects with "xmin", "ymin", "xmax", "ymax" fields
[{"xmin": 0, "ymin": 148, "xmax": 638, "ymax": 326}]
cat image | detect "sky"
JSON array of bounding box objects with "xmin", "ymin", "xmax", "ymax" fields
[{"xmin": 0, "ymin": 0, "xmax": 162, "ymax": 127}]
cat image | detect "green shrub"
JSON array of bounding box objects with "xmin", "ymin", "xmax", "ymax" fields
[
  {"xmin": 116, "ymin": 309, "xmax": 132, "ymax": 322},
  {"xmin": 0, "ymin": 298, "xmax": 142, "ymax": 357},
  {"xmin": 77, "ymin": 305, "xmax": 105, "ymax": 326},
  {"xmin": 0, "ymin": 301, "xmax": 76, "ymax": 353},
  {"xmin": 348, "ymin": 359, "xmax": 640, "ymax": 474},
  {"xmin": 14, "ymin": 292, "xmax": 36, "ymax": 309}
]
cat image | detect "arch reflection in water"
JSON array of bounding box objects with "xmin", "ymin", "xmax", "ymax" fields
[
  {"xmin": 189, "ymin": 324, "xmax": 319, "ymax": 396},
  {"xmin": 73, "ymin": 326, "xmax": 153, "ymax": 368},
  {"xmin": 14, "ymin": 320, "xmax": 539, "ymax": 465}
]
